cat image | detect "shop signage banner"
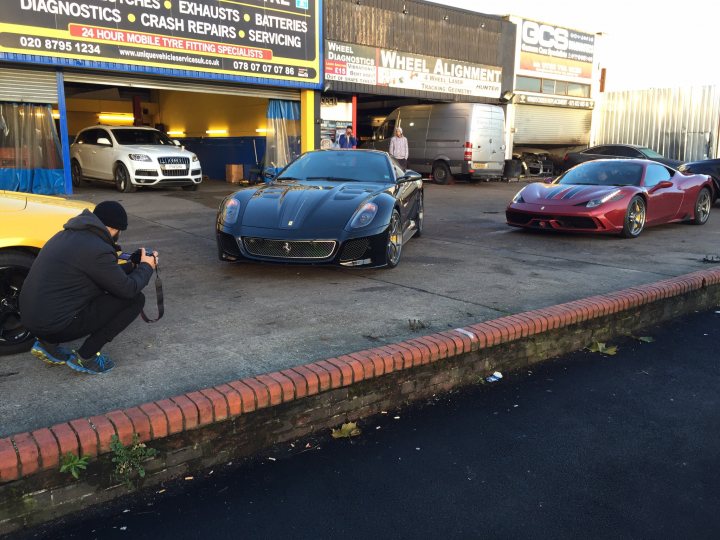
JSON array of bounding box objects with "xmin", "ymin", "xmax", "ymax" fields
[
  {"xmin": 515, "ymin": 94, "xmax": 594, "ymax": 109},
  {"xmin": 325, "ymin": 40, "xmax": 502, "ymax": 98},
  {"xmin": 518, "ymin": 19, "xmax": 594, "ymax": 81},
  {"xmin": 0, "ymin": 0, "xmax": 320, "ymax": 85}
]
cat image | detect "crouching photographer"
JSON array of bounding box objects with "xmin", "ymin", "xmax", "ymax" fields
[{"xmin": 20, "ymin": 201, "xmax": 158, "ymax": 375}]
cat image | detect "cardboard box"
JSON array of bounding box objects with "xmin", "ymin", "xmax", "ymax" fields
[{"xmin": 226, "ymin": 164, "xmax": 244, "ymax": 183}]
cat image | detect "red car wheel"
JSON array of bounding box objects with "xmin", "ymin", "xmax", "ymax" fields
[
  {"xmin": 621, "ymin": 196, "xmax": 646, "ymax": 238},
  {"xmin": 692, "ymin": 188, "xmax": 712, "ymax": 225}
]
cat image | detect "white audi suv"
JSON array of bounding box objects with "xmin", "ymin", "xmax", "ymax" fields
[{"xmin": 70, "ymin": 126, "xmax": 202, "ymax": 192}]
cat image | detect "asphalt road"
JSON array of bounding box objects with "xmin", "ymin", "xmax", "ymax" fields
[
  {"xmin": 2, "ymin": 180, "xmax": 720, "ymax": 437},
  {"xmin": 26, "ymin": 308, "xmax": 720, "ymax": 540}
]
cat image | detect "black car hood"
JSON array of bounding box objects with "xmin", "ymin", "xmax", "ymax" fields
[{"xmin": 241, "ymin": 180, "xmax": 391, "ymax": 231}]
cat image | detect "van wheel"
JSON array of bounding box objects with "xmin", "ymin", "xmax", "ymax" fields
[
  {"xmin": 115, "ymin": 163, "xmax": 136, "ymax": 193},
  {"xmin": 432, "ymin": 162, "xmax": 452, "ymax": 185}
]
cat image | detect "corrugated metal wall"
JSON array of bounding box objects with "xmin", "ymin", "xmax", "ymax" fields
[
  {"xmin": 595, "ymin": 86, "xmax": 720, "ymax": 161},
  {"xmin": 324, "ymin": 0, "xmax": 515, "ymax": 101}
]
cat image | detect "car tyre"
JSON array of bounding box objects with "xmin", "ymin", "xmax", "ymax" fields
[
  {"xmin": 182, "ymin": 184, "xmax": 199, "ymax": 192},
  {"xmin": 414, "ymin": 191, "xmax": 424, "ymax": 238},
  {"xmin": 71, "ymin": 160, "xmax": 86, "ymax": 187},
  {"xmin": 384, "ymin": 209, "xmax": 403, "ymax": 269},
  {"xmin": 621, "ymin": 196, "xmax": 646, "ymax": 238},
  {"xmin": 432, "ymin": 161, "xmax": 452, "ymax": 185},
  {"xmin": 0, "ymin": 250, "xmax": 36, "ymax": 356},
  {"xmin": 692, "ymin": 187, "xmax": 712, "ymax": 225},
  {"xmin": 114, "ymin": 163, "xmax": 136, "ymax": 193}
]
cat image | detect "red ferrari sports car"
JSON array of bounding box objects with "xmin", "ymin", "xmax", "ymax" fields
[{"xmin": 506, "ymin": 159, "xmax": 714, "ymax": 238}]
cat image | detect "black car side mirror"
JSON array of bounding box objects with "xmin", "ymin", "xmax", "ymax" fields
[{"xmin": 398, "ymin": 170, "xmax": 422, "ymax": 183}]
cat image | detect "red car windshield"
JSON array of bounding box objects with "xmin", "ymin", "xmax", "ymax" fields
[{"xmin": 558, "ymin": 161, "xmax": 644, "ymax": 187}]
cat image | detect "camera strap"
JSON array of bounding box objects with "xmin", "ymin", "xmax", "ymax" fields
[{"xmin": 140, "ymin": 258, "xmax": 164, "ymax": 323}]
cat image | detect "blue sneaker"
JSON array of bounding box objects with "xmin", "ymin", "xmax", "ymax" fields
[
  {"xmin": 66, "ymin": 352, "xmax": 115, "ymax": 374},
  {"xmin": 30, "ymin": 340, "xmax": 73, "ymax": 366}
]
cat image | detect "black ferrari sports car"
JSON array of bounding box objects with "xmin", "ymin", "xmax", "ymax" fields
[{"xmin": 216, "ymin": 150, "xmax": 424, "ymax": 269}]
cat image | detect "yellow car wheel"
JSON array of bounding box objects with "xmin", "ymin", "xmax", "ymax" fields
[{"xmin": 0, "ymin": 250, "xmax": 36, "ymax": 355}]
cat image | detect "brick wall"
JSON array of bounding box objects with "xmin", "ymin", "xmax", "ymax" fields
[{"xmin": 2, "ymin": 268, "xmax": 720, "ymax": 534}]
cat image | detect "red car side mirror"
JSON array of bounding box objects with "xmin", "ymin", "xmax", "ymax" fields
[{"xmin": 651, "ymin": 180, "xmax": 674, "ymax": 191}]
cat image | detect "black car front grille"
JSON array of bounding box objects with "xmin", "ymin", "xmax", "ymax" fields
[
  {"xmin": 243, "ymin": 238, "xmax": 336, "ymax": 259},
  {"xmin": 135, "ymin": 169, "xmax": 158, "ymax": 177},
  {"xmin": 158, "ymin": 157, "xmax": 190, "ymax": 166},
  {"xmin": 340, "ymin": 238, "xmax": 370, "ymax": 262},
  {"xmin": 218, "ymin": 231, "xmax": 241, "ymax": 257}
]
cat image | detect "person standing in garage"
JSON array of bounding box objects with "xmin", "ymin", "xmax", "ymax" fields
[
  {"xmin": 338, "ymin": 125, "xmax": 357, "ymax": 149},
  {"xmin": 389, "ymin": 127, "xmax": 409, "ymax": 169},
  {"xmin": 20, "ymin": 201, "xmax": 157, "ymax": 375}
]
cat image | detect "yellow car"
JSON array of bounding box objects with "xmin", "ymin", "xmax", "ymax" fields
[{"xmin": 0, "ymin": 190, "xmax": 93, "ymax": 355}]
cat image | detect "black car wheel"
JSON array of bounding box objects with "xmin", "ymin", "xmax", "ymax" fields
[
  {"xmin": 115, "ymin": 163, "xmax": 136, "ymax": 193},
  {"xmin": 432, "ymin": 161, "xmax": 452, "ymax": 185},
  {"xmin": 621, "ymin": 196, "xmax": 646, "ymax": 238},
  {"xmin": 692, "ymin": 187, "xmax": 712, "ymax": 225},
  {"xmin": 0, "ymin": 250, "xmax": 35, "ymax": 356},
  {"xmin": 414, "ymin": 191, "xmax": 424, "ymax": 238},
  {"xmin": 384, "ymin": 209, "xmax": 403, "ymax": 269}
]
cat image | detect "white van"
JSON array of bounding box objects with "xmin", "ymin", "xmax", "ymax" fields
[{"xmin": 364, "ymin": 103, "xmax": 505, "ymax": 184}]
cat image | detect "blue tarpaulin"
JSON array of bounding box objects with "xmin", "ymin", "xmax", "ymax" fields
[{"xmin": 0, "ymin": 103, "xmax": 65, "ymax": 195}]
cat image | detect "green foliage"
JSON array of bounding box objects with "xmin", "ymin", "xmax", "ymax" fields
[
  {"xmin": 110, "ymin": 434, "xmax": 158, "ymax": 488},
  {"xmin": 59, "ymin": 452, "xmax": 89, "ymax": 480},
  {"xmin": 586, "ymin": 341, "xmax": 618, "ymax": 356},
  {"xmin": 331, "ymin": 421, "xmax": 361, "ymax": 439}
]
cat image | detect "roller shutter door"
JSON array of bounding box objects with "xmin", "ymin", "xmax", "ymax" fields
[
  {"xmin": 0, "ymin": 67, "xmax": 58, "ymax": 103},
  {"xmin": 63, "ymin": 71, "xmax": 300, "ymax": 101},
  {"xmin": 514, "ymin": 105, "xmax": 591, "ymax": 145}
]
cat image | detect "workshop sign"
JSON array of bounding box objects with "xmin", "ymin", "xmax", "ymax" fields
[
  {"xmin": 0, "ymin": 0, "xmax": 320, "ymax": 85},
  {"xmin": 518, "ymin": 19, "xmax": 595, "ymax": 81},
  {"xmin": 325, "ymin": 40, "xmax": 502, "ymax": 98}
]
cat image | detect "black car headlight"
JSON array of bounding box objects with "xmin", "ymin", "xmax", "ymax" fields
[
  {"xmin": 348, "ymin": 202, "xmax": 378, "ymax": 229},
  {"xmin": 220, "ymin": 198, "xmax": 240, "ymax": 225},
  {"xmin": 512, "ymin": 188, "xmax": 525, "ymax": 203}
]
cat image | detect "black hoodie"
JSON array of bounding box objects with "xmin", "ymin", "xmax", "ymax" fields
[{"xmin": 20, "ymin": 209, "xmax": 153, "ymax": 335}]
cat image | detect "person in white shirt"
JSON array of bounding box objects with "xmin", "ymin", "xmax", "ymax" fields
[{"xmin": 389, "ymin": 127, "xmax": 409, "ymax": 170}]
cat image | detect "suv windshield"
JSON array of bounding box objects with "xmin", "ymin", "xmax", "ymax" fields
[
  {"xmin": 277, "ymin": 151, "xmax": 393, "ymax": 183},
  {"xmin": 111, "ymin": 129, "xmax": 175, "ymax": 146},
  {"xmin": 558, "ymin": 161, "xmax": 644, "ymax": 186}
]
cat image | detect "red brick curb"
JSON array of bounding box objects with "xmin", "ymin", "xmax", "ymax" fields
[{"xmin": 2, "ymin": 267, "xmax": 720, "ymax": 484}]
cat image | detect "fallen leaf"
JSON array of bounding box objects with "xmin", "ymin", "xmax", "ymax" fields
[
  {"xmin": 184, "ymin": 476, "xmax": 194, "ymax": 481},
  {"xmin": 587, "ymin": 341, "xmax": 618, "ymax": 355},
  {"xmin": 636, "ymin": 336, "xmax": 655, "ymax": 343},
  {"xmin": 331, "ymin": 422, "xmax": 362, "ymax": 439}
]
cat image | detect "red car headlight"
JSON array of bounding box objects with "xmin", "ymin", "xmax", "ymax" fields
[{"xmin": 586, "ymin": 190, "xmax": 625, "ymax": 208}]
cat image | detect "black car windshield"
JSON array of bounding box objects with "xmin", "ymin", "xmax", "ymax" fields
[
  {"xmin": 558, "ymin": 161, "xmax": 644, "ymax": 187},
  {"xmin": 112, "ymin": 129, "xmax": 175, "ymax": 146},
  {"xmin": 640, "ymin": 147, "xmax": 664, "ymax": 159},
  {"xmin": 277, "ymin": 151, "xmax": 393, "ymax": 183}
]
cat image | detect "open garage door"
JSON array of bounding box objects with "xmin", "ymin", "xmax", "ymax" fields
[
  {"xmin": 514, "ymin": 105, "xmax": 591, "ymax": 145},
  {"xmin": 63, "ymin": 72, "xmax": 300, "ymax": 101}
]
